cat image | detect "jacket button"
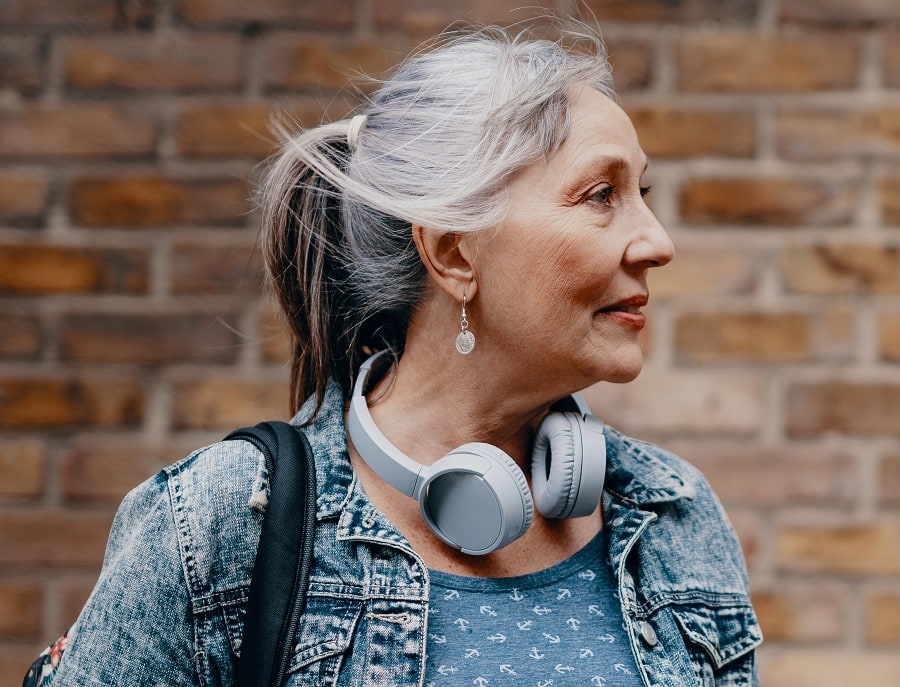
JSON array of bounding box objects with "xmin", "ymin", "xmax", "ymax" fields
[{"xmin": 639, "ymin": 621, "xmax": 658, "ymax": 647}]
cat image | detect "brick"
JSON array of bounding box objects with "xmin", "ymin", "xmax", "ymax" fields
[
  {"xmin": 0, "ymin": 580, "xmax": 42, "ymax": 639},
  {"xmin": 0, "ymin": 0, "xmax": 119, "ymax": 28},
  {"xmin": 674, "ymin": 311, "xmax": 813, "ymax": 363},
  {"xmin": 175, "ymin": 102, "xmax": 276, "ymax": 158},
  {"xmin": 69, "ymin": 176, "xmax": 250, "ymax": 227},
  {"xmin": 59, "ymin": 576, "xmax": 97, "ymax": 630},
  {"xmin": 0, "ymin": 377, "xmax": 143, "ymax": 428},
  {"xmin": 582, "ymin": 370, "xmax": 765, "ymax": 437},
  {"xmin": 648, "ymin": 246, "xmax": 757, "ymax": 297},
  {"xmin": 879, "ymin": 310, "xmax": 900, "ymax": 362},
  {"xmin": 260, "ymin": 303, "xmax": 291, "ymax": 364},
  {"xmin": 581, "ymin": 0, "xmax": 757, "ymax": 23},
  {"xmin": 169, "ymin": 242, "xmax": 264, "ymax": 294},
  {"xmin": 176, "ymin": 0, "xmax": 355, "ymax": 28},
  {"xmin": 776, "ymin": 108, "xmax": 900, "ymax": 160},
  {"xmin": 866, "ymin": 590, "xmax": 900, "ymax": 645},
  {"xmin": 0, "ymin": 438, "xmax": 44, "ymax": 497},
  {"xmin": 0, "ymin": 35, "xmax": 45, "ymax": 96},
  {"xmin": 626, "ymin": 105, "xmax": 755, "ymax": 158},
  {"xmin": 0, "ymin": 314, "xmax": 41, "ymax": 359},
  {"xmin": 0, "ymin": 171, "xmax": 49, "ymax": 223},
  {"xmin": 373, "ymin": 0, "xmax": 554, "ymax": 31},
  {"xmin": 782, "ymin": 0, "xmax": 900, "ymax": 25},
  {"xmin": 60, "ymin": 312, "xmax": 241, "ymax": 364},
  {"xmin": 0, "ymin": 245, "xmax": 148, "ymax": 295},
  {"xmin": 782, "ymin": 243, "xmax": 900, "ymax": 295},
  {"xmin": 762, "ymin": 651, "xmax": 900, "ymax": 687},
  {"xmin": 776, "ymin": 518, "xmax": 900, "ymax": 575},
  {"xmin": 880, "ymin": 175, "xmax": 900, "ymax": 225},
  {"xmin": 679, "ymin": 177, "xmax": 858, "ymax": 226},
  {"xmin": 262, "ymin": 33, "xmax": 410, "ymax": 91},
  {"xmin": 60, "ymin": 440, "xmax": 184, "ymax": 502},
  {"xmin": 171, "ymin": 376, "xmax": 289, "ymax": 430},
  {"xmin": 677, "ymin": 33, "xmax": 859, "ymax": 92},
  {"xmin": 0, "ymin": 103, "xmax": 157, "ymax": 160},
  {"xmin": 885, "ymin": 31, "xmax": 900, "ymax": 88},
  {"xmin": 787, "ymin": 381, "xmax": 900, "ymax": 437},
  {"xmin": 0, "ymin": 510, "xmax": 113, "ymax": 567},
  {"xmin": 726, "ymin": 510, "xmax": 760, "ymax": 569},
  {"xmin": 65, "ymin": 33, "xmax": 242, "ymax": 92},
  {"xmin": 605, "ymin": 38, "xmax": 653, "ymax": 92},
  {"xmin": 752, "ymin": 583, "xmax": 848, "ymax": 643},
  {"xmin": 670, "ymin": 442, "xmax": 856, "ymax": 507},
  {"xmin": 880, "ymin": 454, "xmax": 900, "ymax": 506}
]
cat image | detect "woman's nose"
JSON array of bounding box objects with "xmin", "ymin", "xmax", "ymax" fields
[{"xmin": 626, "ymin": 212, "xmax": 675, "ymax": 269}]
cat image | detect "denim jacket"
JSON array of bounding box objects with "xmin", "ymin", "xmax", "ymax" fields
[{"xmin": 51, "ymin": 383, "xmax": 761, "ymax": 687}]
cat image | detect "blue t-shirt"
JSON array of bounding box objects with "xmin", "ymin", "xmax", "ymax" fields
[{"xmin": 425, "ymin": 529, "xmax": 643, "ymax": 686}]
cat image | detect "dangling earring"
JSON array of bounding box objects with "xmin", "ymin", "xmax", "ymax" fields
[{"xmin": 455, "ymin": 296, "xmax": 475, "ymax": 355}]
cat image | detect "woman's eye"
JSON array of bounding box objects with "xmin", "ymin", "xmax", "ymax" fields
[
  {"xmin": 640, "ymin": 185, "xmax": 652, "ymax": 197},
  {"xmin": 589, "ymin": 185, "xmax": 614, "ymax": 205}
]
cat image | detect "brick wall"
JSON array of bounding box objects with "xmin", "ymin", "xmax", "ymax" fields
[{"xmin": 1, "ymin": 0, "xmax": 898, "ymax": 684}]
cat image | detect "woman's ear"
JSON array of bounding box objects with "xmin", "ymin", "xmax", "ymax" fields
[{"xmin": 412, "ymin": 225, "xmax": 478, "ymax": 300}]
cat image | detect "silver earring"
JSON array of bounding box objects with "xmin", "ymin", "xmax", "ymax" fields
[{"xmin": 455, "ymin": 297, "xmax": 475, "ymax": 355}]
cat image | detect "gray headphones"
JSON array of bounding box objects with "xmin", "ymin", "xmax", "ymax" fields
[{"xmin": 346, "ymin": 351, "xmax": 607, "ymax": 555}]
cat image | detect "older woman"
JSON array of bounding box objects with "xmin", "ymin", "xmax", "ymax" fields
[{"xmin": 39, "ymin": 21, "xmax": 761, "ymax": 687}]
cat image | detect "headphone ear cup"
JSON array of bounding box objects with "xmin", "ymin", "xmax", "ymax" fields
[
  {"xmin": 419, "ymin": 443, "xmax": 534, "ymax": 555},
  {"xmin": 531, "ymin": 411, "xmax": 606, "ymax": 519}
]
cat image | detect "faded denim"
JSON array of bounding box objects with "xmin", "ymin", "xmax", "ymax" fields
[{"xmin": 51, "ymin": 382, "xmax": 761, "ymax": 686}]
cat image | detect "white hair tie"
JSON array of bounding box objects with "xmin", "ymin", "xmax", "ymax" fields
[{"xmin": 347, "ymin": 114, "xmax": 367, "ymax": 151}]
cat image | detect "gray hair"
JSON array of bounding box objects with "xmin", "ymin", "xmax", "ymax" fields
[{"xmin": 261, "ymin": 22, "xmax": 617, "ymax": 417}]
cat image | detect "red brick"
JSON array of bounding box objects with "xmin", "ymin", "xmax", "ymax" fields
[
  {"xmin": 677, "ymin": 33, "xmax": 859, "ymax": 92},
  {"xmin": 782, "ymin": 0, "xmax": 900, "ymax": 25},
  {"xmin": 605, "ymin": 38, "xmax": 653, "ymax": 92},
  {"xmin": 648, "ymin": 246, "xmax": 757, "ymax": 297},
  {"xmin": 879, "ymin": 310, "xmax": 900, "ymax": 362},
  {"xmin": 60, "ymin": 312, "xmax": 241, "ymax": 364},
  {"xmin": 60, "ymin": 440, "xmax": 186, "ymax": 502},
  {"xmin": 680, "ymin": 177, "xmax": 858, "ymax": 226},
  {"xmin": 880, "ymin": 175, "xmax": 900, "ymax": 225},
  {"xmin": 0, "ymin": 438, "xmax": 44, "ymax": 498},
  {"xmin": 885, "ymin": 31, "xmax": 900, "ymax": 88},
  {"xmin": 372, "ymin": 0, "xmax": 554, "ymax": 32},
  {"xmin": 1, "ymin": 646, "xmax": 49, "ymax": 685},
  {"xmin": 0, "ymin": 172, "xmax": 49, "ymax": 223},
  {"xmin": 0, "ymin": 0, "xmax": 119, "ymax": 27},
  {"xmin": 0, "ymin": 35, "xmax": 45, "ymax": 96},
  {"xmin": 0, "ymin": 510, "xmax": 113, "ymax": 567},
  {"xmin": 866, "ymin": 590, "xmax": 900, "ymax": 645},
  {"xmin": 776, "ymin": 518, "xmax": 900, "ymax": 575},
  {"xmin": 582, "ymin": 370, "xmax": 765, "ymax": 438},
  {"xmin": 176, "ymin": 0, "xmax": 355, "ymax": 28},
  {"xmin": 261, "ymin": 33, "xmax": 410, "ymax": 91},
  {"xmin": 59, "ymin": 576, "xmax": 97, "ymax": 630},
  {"xmin": 65, "ymin": 33, "xmax": 242, "ymax": 92},
  {"xmin": 762, "ymin": 651, "xmax": 900, "ymax": 687},
  {"xmin": 68, "ymin": 176, "xmax": 250, "ymax": 227},
  {"xmin": 752, "ymin": 583, "xmax": 848, "ymax": 642},
  {"xmin": 0, "ymin": 376, "xmax": 143, "ymax": 428},
  {"xmin": 670, "ymin": 442, "xmax": 856, "ymax": 507},
  {"xmin": 674, "ymin": 311, "xmax": 813, "ymax": 363},
  {"xmin": 175, "ymin": 101, "xmax": 276, "ymax": 158},
  {"xmin": 626, "ymin": 105, "xmax": 755, "ymax": 158},
  {"xmin": 776, "ymin": 108, "xmax": 900, "ymax": 160},
  {"xmin": 169, "ymin": 242, "xmax": 263, "ymax": 294},
  {"xmin": 880, "ymin": 454, "xmax": 900, "ymax": 506},
  {"xmin": 787, "ymin": 381, "xmax": 900, "ymax": 437},
  {"xmin": 782, "ymin": 243, "xmax": 900, "ymax": 294},
  {"xmin": 0, "ymin": 314, "xmax": 41, "ymax": 359},
  {"xmin": 260, "ymin": 304, "xmax": 290, "ymax": 364},
  {"xmin": 0, "ymin": 579, "xmax": 42, "ymax": 639},
  {"xmin": 0, "ymin": 245, "xmax": 148, "ymax": 295},
  {"xmin": 0, "ymin": 103, "xmax": 157, "ymax": 160},
  {"xmin": 171, "ymin": 376, "xmax": 289, "ymax": 430},
  {"xmin": 582, "ymin": 0, "xmax": 757, "ymax": 23}
]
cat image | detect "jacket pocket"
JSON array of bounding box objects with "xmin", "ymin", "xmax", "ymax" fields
[{"xmin": 672, "ymin": 603, "xmax": 762, "ymax": 686}]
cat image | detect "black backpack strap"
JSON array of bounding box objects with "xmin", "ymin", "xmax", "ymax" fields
[{"xmin": 225, "ymin": 421, "xmax": 318, "ymax": 687}]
